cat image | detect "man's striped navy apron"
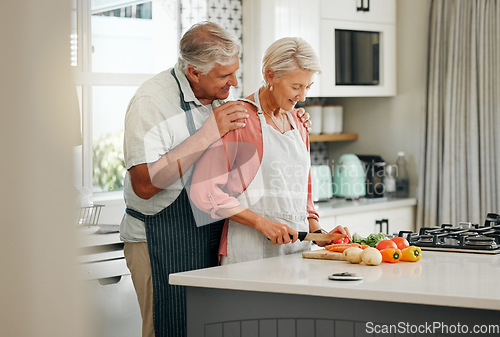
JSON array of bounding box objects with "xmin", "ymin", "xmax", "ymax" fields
[{"xmin": 126, "ymin": 68, "xmax": 224, "ymax": 337}]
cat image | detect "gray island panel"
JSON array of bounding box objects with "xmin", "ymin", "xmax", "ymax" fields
[{"xmin": 170, "ymin": 251, "xmax": 500, "ymax": 336}]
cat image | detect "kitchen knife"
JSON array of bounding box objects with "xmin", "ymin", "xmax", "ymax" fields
[
  {"xmin": 267, "ymin": 232, "xmax": 347, "ymax": 242},
  {"xmin": 296, "ymin": 232, "xmax": 346, "ymax": 242}
]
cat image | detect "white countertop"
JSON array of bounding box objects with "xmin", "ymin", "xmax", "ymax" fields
[
  {"xmin": 170, "ymin": 250, "xmax": 500, "ymax": 311},
  {"xmin": 314, "ymin": 197, "xmax": 417, "ymax": 216},
  {"xmin": 76, "ymin": 231, "xmax": 123, "ymax": 263},
  {"xmin": 76, "ymin": 228, "xmax": 121, "ymax": 248}
]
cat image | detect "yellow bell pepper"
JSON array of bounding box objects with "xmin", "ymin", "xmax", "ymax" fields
[{"xmin": 401, "ymin": 246, "xmax": 422, "ymax": 262}]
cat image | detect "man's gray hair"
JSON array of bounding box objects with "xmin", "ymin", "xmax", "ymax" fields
[
  {"xmin": 178, "ymin": 21, "xmax": 240, "ymax": 75},
  {"xmin": 261, "ymin": 37, "xmax": 321, "ymax": 86}
]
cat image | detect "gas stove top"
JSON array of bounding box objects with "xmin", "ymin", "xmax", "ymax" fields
[{"xmin": 399, "ymin": 212, "xmax": 500, "ymax": 254}]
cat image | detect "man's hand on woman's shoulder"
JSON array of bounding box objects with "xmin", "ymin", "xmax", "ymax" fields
[
  {"xmin": 296, "ymin": 107, "xmax": 311, "ymax": 134},
  {"xmin": 200, "ymin": 101, "xmax": 249, "ymax": 143}
]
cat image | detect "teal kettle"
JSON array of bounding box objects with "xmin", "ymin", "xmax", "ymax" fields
[{"xmin": 333, "ymin": 154, "xmax": 366, "ymax": 199}]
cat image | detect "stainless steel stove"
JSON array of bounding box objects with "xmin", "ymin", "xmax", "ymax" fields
[{"xmin": 399, "ymin": 212, "xmax": 500, "ymax": 254}]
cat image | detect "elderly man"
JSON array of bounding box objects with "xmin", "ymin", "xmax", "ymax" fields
[{"xmin": 121, "ymin": 21, "xmax": 245, "ymax": 337}]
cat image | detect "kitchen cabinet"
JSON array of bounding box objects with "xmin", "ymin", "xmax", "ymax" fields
[
  {"xmin": 78, "ymin": 232, "xmax": 142, "ymax": 337},
  {"xmin": 242, "ymin": 0, "xmax": 321, "ymax": 96},
  {"xmin": 320, "ymin": 0, "xmax": 395, "ymax": 24},
  {"xmin": 319, "ymin": 0, "xmax": 396, "ymax": 97},
  {"xmin": 242, "ymin": 0, "xmax": 396, "ymax": 97},
  {"xmin": 316, "ymin": 198, "xmax": 416, "ymax": 237}
]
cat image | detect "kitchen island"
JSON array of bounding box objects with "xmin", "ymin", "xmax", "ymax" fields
[{"xmin": 170, "ymin": 250, "xmax": 500, "ymax": 336}]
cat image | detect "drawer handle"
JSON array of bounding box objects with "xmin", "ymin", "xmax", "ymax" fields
[
  {"xmin": 375, "ymin": 219, "xmax": 389, "ymax": 234},
  {"xmin": 98, "ymin": 275, "xmax": 122, "ymax": 286},
  {"xmin": 357, "ymin": 0, "xmax": 364, "ymax": 11},
  {"xmin": 357, "ymin": 0, "xmax": 370, "ymax": 12},
  {"xmin": 364, "ymin": 0, "xmax": 370, "ymax": 11}
]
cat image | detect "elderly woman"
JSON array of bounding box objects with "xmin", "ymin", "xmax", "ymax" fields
[{"xmin": 190, "ymin": 37, "xmax": 350, "ymax": 265}]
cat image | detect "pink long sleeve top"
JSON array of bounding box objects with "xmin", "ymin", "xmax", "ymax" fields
[{"xmin": 189, "ymin": 100, "xmax": 319, "ymax": 259}]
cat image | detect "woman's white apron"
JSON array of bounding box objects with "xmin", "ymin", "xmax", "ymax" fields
[{"xmin": 222, "ymin": 92, "xmax": 311, "ymax": 265}]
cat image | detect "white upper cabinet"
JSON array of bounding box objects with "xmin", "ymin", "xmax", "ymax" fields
[
  {"xmin": 242, "ymin": 0, "xmax": 396, "ymax": 97},
  {"xmin": 318, "ymin": 0, "xmax": 396, "ymax": 96},
  {"xmin": 242, "ymin": 0, "xmax": 321, "ymax": 97},
  {"xmin": 319, "ymin": 19, "xmax": 396, "ymax": 97},
  {"xmin": 320, "ymin": 0, "xmax": 396, "ymax": 24}
]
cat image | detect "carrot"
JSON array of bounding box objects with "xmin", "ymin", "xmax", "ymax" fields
[
  {"xmin": 325, "ymin": 243, "xmax": 361, "ymax": 252},
  {"xmin": 360, "ymin": 245, "xmax": 370, "ymax": 250}
]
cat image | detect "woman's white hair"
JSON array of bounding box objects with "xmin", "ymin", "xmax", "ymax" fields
[
  {"xmin": 178, "ymin": 21, "xmax": 240, "ymax": 75},
  {"xmin": 261, "ymin": 37, "xmax": 321, "ymax": 86}
]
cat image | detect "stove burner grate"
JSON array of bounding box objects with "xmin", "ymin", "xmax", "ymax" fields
[{"xmin": 398, "ymin": 212, "xmax": 500, "ymax": 254}]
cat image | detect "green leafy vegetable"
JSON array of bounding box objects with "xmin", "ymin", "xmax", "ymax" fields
[
  {"xmin": 352, "ymin": 233, "xmax": 365, "ymax": 244},
  {"xmin": 351, "ymin": 232, "xmax": 387, "ymax": 248}
]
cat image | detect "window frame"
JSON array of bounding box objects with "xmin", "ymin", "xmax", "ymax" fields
[{"xmin": 73, "ymin": 0, "xmax": 163, "ymax": 198}]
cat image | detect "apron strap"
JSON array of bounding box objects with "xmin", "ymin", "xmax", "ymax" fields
[
  {"xmin": 170, "ymin": 68, "xmax": 196, "ymax": 136},
  {"xmin": 171, "ymin": 67, "xmax": 198, "ymax": 187},
  {"xmin": 126, "ymin": 207, "xmax": 147, "ymax": 222},
  {"xmin": 253, "ymin": 91, "xmax": 264, "ymax": 115}
]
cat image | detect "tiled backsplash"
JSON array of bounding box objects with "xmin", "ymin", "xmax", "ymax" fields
[
  {"xmin": 310, "ymin": 142, "xmax": 329, "ymax": 165},
  {"xmin": 180, "ymin": 0, "xmax": 244, "ymax": 97}
]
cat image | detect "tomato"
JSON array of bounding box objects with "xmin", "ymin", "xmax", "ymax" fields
[
  {"xmin": 376, "ymin": 239, "xmax": 398, "ymax": 251},
  {"xmin": 381, "ymin": 248, "xmax": 401, "ymax": 263},
  {"xmin": 332, "ymin": 231, "xmax": 350, "ymax": 244},
  {"xmin": 391, "ymin": 237, "xmax": 410, "ymax": 250}
]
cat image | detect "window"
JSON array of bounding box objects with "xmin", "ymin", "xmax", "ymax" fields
[
  {"xmin": 73, "ymin": 0, "xmax": 243, "ymax": 199},
  {"xmin": 72, "ymin": 0, "xmax": 180, "ymax": 194}
]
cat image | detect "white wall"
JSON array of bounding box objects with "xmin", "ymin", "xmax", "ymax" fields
[{"xmin": 329, "ymin": 0, "xmax": 431, "ymax": 201}]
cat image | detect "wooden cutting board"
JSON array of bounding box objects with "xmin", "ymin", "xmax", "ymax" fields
[{"xmin": 302, "ymin": 249, "xmax": 345, "ymax": 260}]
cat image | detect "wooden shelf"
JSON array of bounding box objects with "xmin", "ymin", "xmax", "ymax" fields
[{"xmin": 309, "ymin": 133, "xmax": 358, "ymax": 142}]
